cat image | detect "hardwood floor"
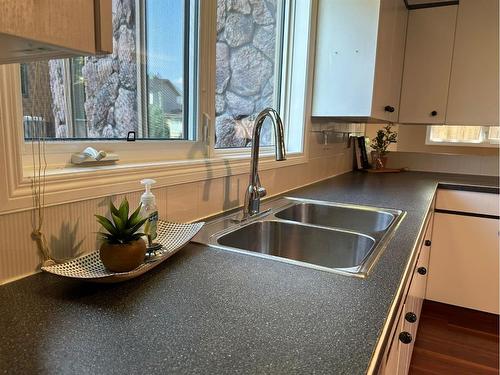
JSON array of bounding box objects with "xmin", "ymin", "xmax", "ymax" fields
[{"xmin": 409, "ymin": 300, "xmax": 499, "ymax": 375}]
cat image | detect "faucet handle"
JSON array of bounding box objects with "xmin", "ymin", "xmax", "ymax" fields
[{"xmin": 255, "ymin": 173, "xmax": 266, "ymax": 197}]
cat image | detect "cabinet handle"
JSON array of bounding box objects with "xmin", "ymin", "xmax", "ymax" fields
[
  {"xmin": 431, "ymin": 110, "xmax": 438, "ymax": 116},
  {"xmin": 384, "ymin": 105, "xmax": 395, "ymax": 113},
  {"xmin": 417, "ymin": 267, "xmax": 427, "ymax": 275},
  {"xmin": 405, "ymin": 312, "xmax": 417, "ymax": 323},
  {"xmin": 399, "ymin": 331, "xmax": 413, "ymax": 344},
  {"xmin": 425, "ymin": 240, "xmax": 431, "ymax": 247}
]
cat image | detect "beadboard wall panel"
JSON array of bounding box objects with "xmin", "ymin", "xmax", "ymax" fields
[{"xmin": 0, "ymin": 135, "xmax": 354, "ymax": 284}]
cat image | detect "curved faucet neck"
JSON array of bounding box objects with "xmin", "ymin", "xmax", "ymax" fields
[{"xmin": 243, "ymin": 108, "xmax": 287, "ymax": 219}]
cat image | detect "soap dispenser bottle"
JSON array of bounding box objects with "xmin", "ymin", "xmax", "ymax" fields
[{"xmin": 140, "ymin": 179, "xmax": 161, "ymax": 252}]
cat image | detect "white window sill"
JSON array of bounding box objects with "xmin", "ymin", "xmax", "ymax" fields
[{"xmin": 3, "ymin": 151, "xmax": 307, "ymax": 215}]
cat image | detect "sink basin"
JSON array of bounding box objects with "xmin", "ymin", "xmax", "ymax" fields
[
  {"xmin": 192, "ymin": 197, "xmax": 405, "ymax": 277},
  {"xmin": 275, "ymin": 202, "xmax": 395, "ymax": 233},
  {"xmin": 217, "ymin": 221, "xmax": 375, "ymax": 270}
]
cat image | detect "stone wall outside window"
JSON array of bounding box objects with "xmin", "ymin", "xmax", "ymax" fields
[{"xmin": 215, "ymin": 0, "xmax": 279, "ymax": 148}]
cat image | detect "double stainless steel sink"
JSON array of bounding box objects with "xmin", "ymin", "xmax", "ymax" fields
[{"xmin": 192, "ymin": 197, "xmax": 405, "ymax": 277}]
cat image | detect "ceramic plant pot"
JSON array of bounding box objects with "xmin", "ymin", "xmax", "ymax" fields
[{"xmin": 99, "ymin": 238, "xmax": 147, "ymax": 272}]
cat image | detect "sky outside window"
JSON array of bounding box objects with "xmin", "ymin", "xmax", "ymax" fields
[
  {"xmin": 146, "ymin": 0, "xmax": 184, "ymax": 92},
  {"xmin": 146, "ymin": 0, "xmax": 186, "ymax": 139}
]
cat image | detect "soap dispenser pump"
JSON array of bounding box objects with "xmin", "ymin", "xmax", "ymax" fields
[{"xmin": 140, "ymin": 179, "xmax": 161, "ymax": 253}]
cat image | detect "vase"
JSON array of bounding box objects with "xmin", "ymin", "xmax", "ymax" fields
[{"xmin": 371, "ymin": 151, "xmax": 388, "ymax": 170}]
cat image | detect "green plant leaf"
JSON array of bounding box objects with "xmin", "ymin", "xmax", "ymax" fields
[
  {"xmin": 109, "ymin": 200, "xmax": 120, "ymax": 217},
  {"xmin": 127, "ymin": 204, "xmax": 143, "ymax": 226},
  {"xmin": 130, "ymin": 234, "xmax": 145, "ymax": 242},
  {"xmin": 95, "ymin": 215, "xmax": 119, "ymax": 236},
  {"xmin": 118, "ymin": 198, "xmax": 129, "ymax": 221},
  {"xmin": 111, "ymin": 212, "xmax": 126, "ymax": 231},
  {"xmin": 97, "ymin": 232, "xmax": 116, "ymax": 243},
  {"xmin": 125, "ymin": 217, "xmax": 148, "ymax": 236},
  {"xmin": 129, "ymin": 215, "xmax": 144, "ymax": 228}
]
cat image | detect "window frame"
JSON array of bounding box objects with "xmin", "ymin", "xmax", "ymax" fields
[{"xmin": 0, "ymin": 0, "xmax": 316, "ymax": 215}]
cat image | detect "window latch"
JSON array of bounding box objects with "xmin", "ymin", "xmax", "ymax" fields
[{"xmin": 127, "ymin": 131, "xmax": 136, "ymax": 142}]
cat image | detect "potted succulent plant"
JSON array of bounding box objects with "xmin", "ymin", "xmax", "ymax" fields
[
  {"xmin": 96, "ymin": 198, "xmax": 148, "ymax": 272},
  {"xmin": 369, "ymin": 124, "xmax": 398, "ymax": 169}
]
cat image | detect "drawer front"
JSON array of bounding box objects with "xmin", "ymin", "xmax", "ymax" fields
[{"xmin": 436, "ymin": 189, "xmax": 499, "ymax": 216}]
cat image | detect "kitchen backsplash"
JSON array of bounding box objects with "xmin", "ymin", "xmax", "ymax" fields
[{"xmin": 0, "ymin": 123, "xmax": 356, "ymax": 284}]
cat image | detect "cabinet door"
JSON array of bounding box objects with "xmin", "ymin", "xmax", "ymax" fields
[
  {"xmin": 0, "ymin": 0, "xmax": 112, "ymax": 63},
  {"xmin": 445, "ymin": 0, "xmax": 499, "ymax": 125},
  {"xmin": 398, "ymin": 6, "xmax": 457, "ymax": 124},
  {"xmin": 312, "ymin": 0, "xmax": 380, "ymax": 117},
  {"xmin": 427, "ymin": 213, "xmax": 500, "ymax": 314},
  {"xmin": 0, "ymin": 0, "xmax": 95, "ymax": 53},
  {"xmin": 372, "ymin": 0, "xmax": 408, "ymax": 123}
]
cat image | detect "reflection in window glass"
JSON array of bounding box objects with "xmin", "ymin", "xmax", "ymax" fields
[
  {"xmin": 21, "ymin": 0, "xmax": 194, "ymax": 141},
  {"xmin": 215, "ymin": 0, "xmax": 284, "ymax": 148}
]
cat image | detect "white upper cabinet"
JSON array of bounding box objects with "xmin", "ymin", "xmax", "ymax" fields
[
  {"xmin": 398, "ymin": 6, "xmax": 457, "ymax": 124},
  {"xmin": 0, "ymin": 0, "xmax": 112, "ymax": 64},
  {"xmin": 312, "ymin": 0, "xmax": 408, "ymax": 123},
  {"xmin": 398, "ymin": 0, "xmax": 499, "ymax": 125},
  {"xmin": 445, "ymin": 0, "xmax": 499, "ymax": 125}
]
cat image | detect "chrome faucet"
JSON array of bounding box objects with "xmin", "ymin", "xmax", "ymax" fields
[{"xmin": 242, "ymin": 108, "xmax": 286, "ymax": 220}]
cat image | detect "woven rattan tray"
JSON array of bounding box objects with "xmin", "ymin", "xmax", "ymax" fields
[{"xmin": 41, "ymin": 220, "xmax": 204, "ymax": 283}]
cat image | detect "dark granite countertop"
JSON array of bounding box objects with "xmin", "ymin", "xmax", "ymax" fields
[{"xmin": 0, "ymin": 171, "xmax": 498, "ymax": 375}]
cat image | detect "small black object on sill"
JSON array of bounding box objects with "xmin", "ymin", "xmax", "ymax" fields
[{"xmin": 127, "ymin": 131, "xmax": 136, "ymax": 141}]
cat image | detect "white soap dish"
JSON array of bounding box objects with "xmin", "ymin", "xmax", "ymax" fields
[{"xmin": 41, "ymin": 220, "xmax": 204, "ymax": 283}]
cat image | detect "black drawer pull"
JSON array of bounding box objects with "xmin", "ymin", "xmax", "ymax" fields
[
  {"xmin": 399, "ymin": 331, "xmax": 413, "ymax": 344},
  {"xmin": 425, "ymin": 240, "xmax": 431, "ymax": 247},
  {"xmin": 417, "ymin": 267, "xmax": 427, "ymax": 275},
  {"xmin": 405, "ymin": 312, "xmax": 417, "ymax": 323},
  {"xmin": 431, "ymin": 110, "xmax": 438, "ymax": 116},
  {"xmin": 384, "ymin": 105, "xmax": 395, "ymax": 113}
]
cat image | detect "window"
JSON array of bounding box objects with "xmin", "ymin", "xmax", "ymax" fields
[
  {"xmin": 427, "ymin": 125, "xmax": 500, "ymax": 147},
  {"xmin": 13, "ymin": 0, "xmax": 311, "ymax": 168},
  {"xmin": 20, "ymin": 0, "xmax": 197, "ymax": 141},
  {"xmin": 214, "ymin": 0, "xmax": 285, "ymax": 149}
]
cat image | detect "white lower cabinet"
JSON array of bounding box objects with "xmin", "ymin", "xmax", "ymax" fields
[
  {"xmin": 381, "ymin": 215, "xmax": 432, "ymax": 375},
  {"xmin": 427, "ymin": 189, "xmax": 499, "ymax": 314},
  {"xmin": 379, "ymin": 188, "xmax": 499, "ymax": 374},
  {"xmin": 427, "ymin": 212, "xmax": 499, "ymax": 314}
]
